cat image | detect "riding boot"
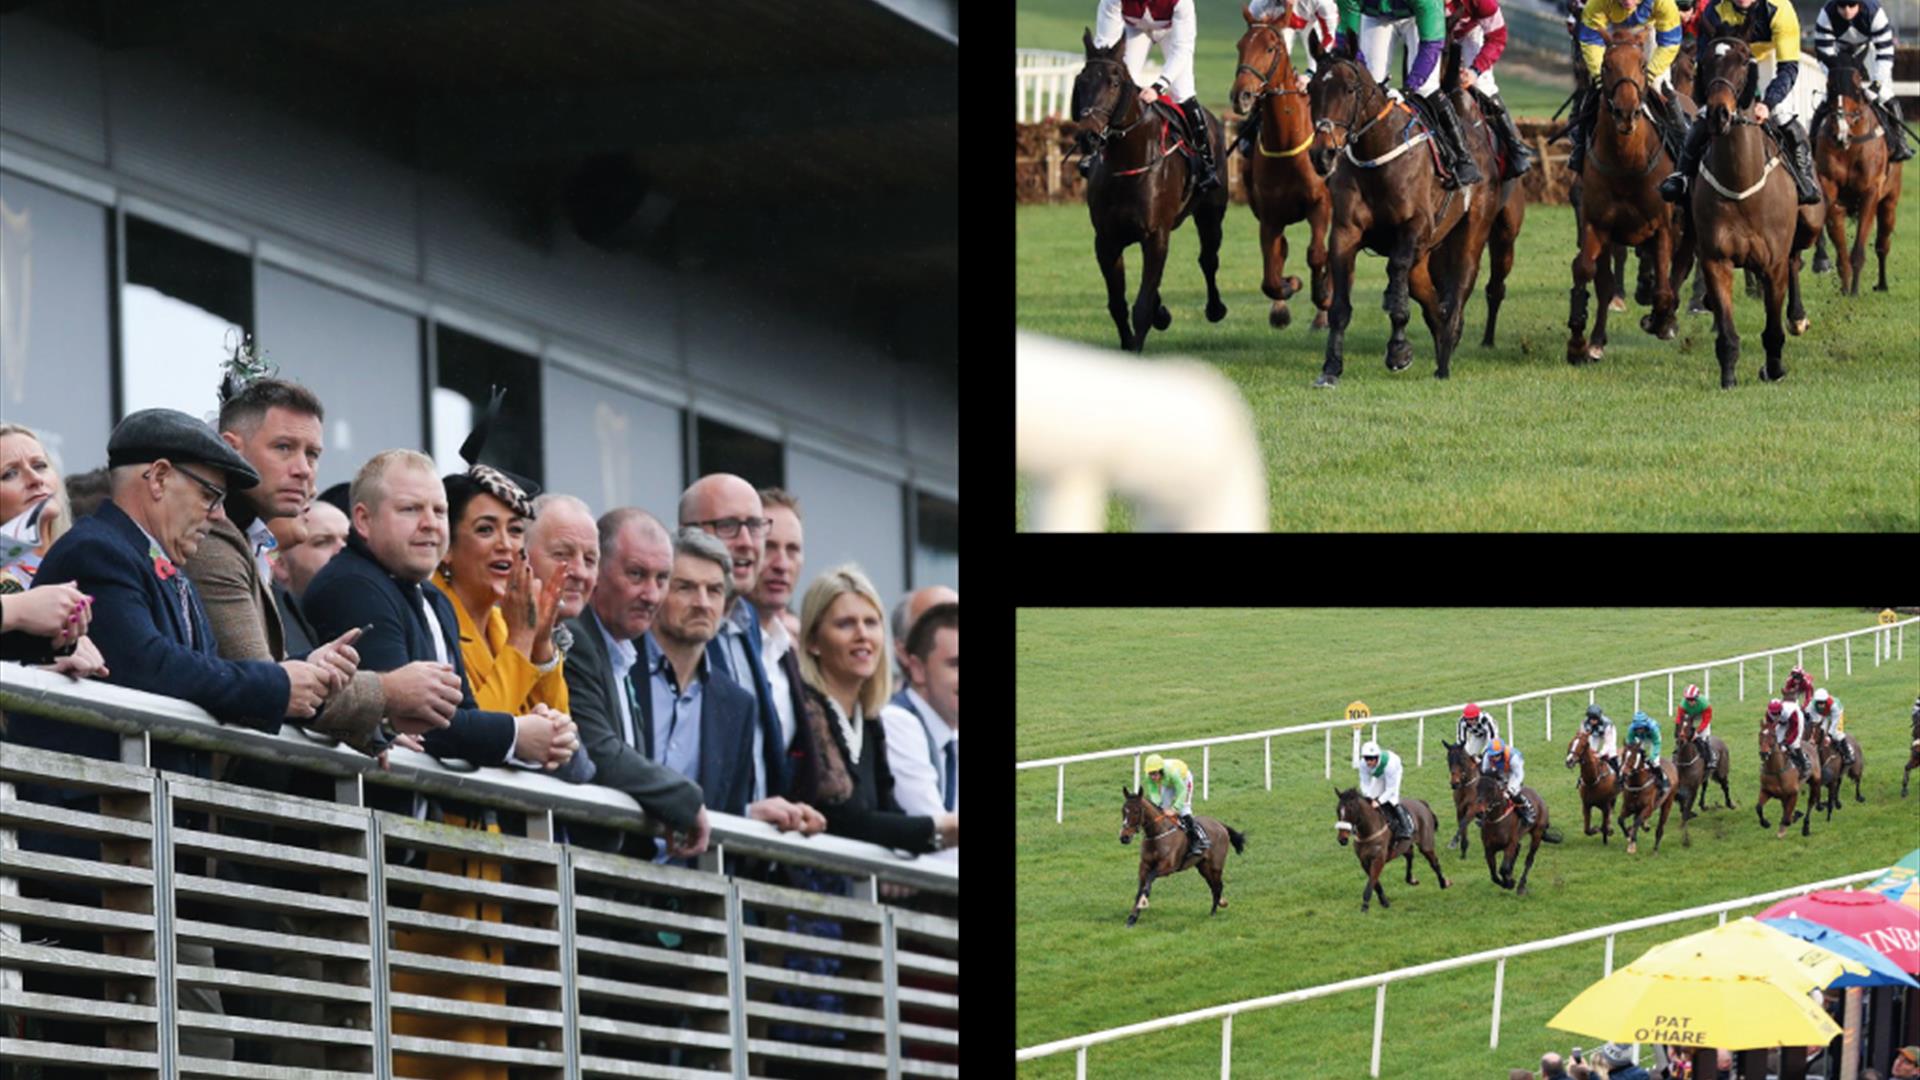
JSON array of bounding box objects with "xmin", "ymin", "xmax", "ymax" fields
[
  {"xmin": 1515, "ymin": 792, "xmax": 1536, "ymax": 830},
  {"xmin": 1566, "ymin": 84, "xmax": 1597, "ymax": 174},
  {"xmin": 1232, "ymin": 108, "xmax": 1262, "ymax": 158},
  {"xmin": 1182, "ymin": 97, "xmax": 1221, "ymax": 192},
  {"xmin": 1478, "ymin": 88, "xmax": 1533, "ymax": 178},
  {"xmin": 1781, "ymin": 120, "xmax": 1823, "ymax": 205},
  {"xmin": 1698, "ymin": 736, "xmax": 1714, "ymax": 775},
  {"xmin": 1660, "ymin": 116, "xmax": 1711, "ymax": 202},
  {"xmin": 1653, "ymin": 766, "xmax": 1670, "ymax": 800},
  {"xmin": 1423, "ymin": 91, "xmax": 1485, "ymax": 189},
  {"xmin": 1391, "ymin": 803, "xmax": 1412, "ymax": 841},
  {"xmin": 1880, "ymin": 98, "xmax": 1915, "ymax": 162},
  {"xmin": 1791, "ymin": 747, "xmax": 1810, "ymax": 780},
  {"xmin": 1657, "ymin": 88, "xmax": 1688, "ymax": 168},
  {"xmin": 1182, "ymin": 812, "xmax": 1209, "ymax": 855}
]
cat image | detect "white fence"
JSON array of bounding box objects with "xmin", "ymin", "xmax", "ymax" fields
[
  {"xmin": 1019, "ymin": 617, "xmax": 1915, "ymax": 823},
  {"xmin": 1017, "ymin": 48, "xmax": 1162, "ymax": 123},
  {"xmin": 1014, "ymin": 867, "xmax": 1888, "ymax": 1077}
]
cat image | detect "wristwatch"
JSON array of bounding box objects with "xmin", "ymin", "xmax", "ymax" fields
[{"xmin": 929, "ymin": 825, "xmax": 947, "ymax": 852}]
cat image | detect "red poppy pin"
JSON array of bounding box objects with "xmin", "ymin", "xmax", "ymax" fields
[{"xmin": 148, "ymin": 540, "xmax": 178, "ymax": 581}]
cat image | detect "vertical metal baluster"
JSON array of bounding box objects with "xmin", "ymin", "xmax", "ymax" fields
[
  {"xmin": 884, "ymin": 910, "xmax": 902, "ymax": 1080},
  {"xmin": 558, "ymin": 846, "xmax": 579, "ymax": 1080},
  {"xmin": 153, "ymin": 775, "xmax": 177, "ymax": 1080},
  {"xmin": 368, "ymin": 812, "xmax": 392, "ymax": 1080},
  {"xmin": 726, "ymin": 883, "xmax": 750, "ymax": 1080}
]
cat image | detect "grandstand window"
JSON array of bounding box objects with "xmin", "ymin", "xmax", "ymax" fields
[
  {"xmin": 255, "ymin": 265, "xmax": 424, "ymax": 492},
  {"xmin": 787, "ymin": 446, "xmax": 907, "ymax": 606},
  {"xmin": 432, "ymin": 324, "xmax": 544, "ymax": 484},
  {"xmin": 120, "ymin": 215, "xmax": 252, "ymax": 419},
  {"xmin": 693, "ymin": 415, "xmax": 783, "ymax": 491},
  {"xmin": 543, "ymin": 363, "xmax": 684, "ymax": 520},
  {"xmin": 0, "ymin": 172, "xmax": 113, "ymax": 472},
  {"xmin": 912, "ymin": 490, "xmax": 959, "ymax": 591}
]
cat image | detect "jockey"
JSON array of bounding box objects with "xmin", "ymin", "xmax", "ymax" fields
[
  {"xmin": 1811, "ymin": 0, "xmax": 1913, "ymax": 162},
  {"xmin": 1809, "ymin": 687, "xmax": 1854, "ymax": 769},
  {"xmin": 1458, "ymin": 701, "xmax": 1499, "ymax": 757},
  {"xmin": 1447, "ymin": 0, "xmax": 1535, "ymax": 177},
  {"xmin": 1480, "ymin": 735, "xmax": 1536, "ymax": 828},
  {"xmin": 1336, "ymin": 0, "xmax": 1488, "ymax": 188},
  {"xmin": 1782, "ymin": 662, "xmax": 1815, "ymax": 709},
  {"xmin": 1624, "ymin": 710, "xmax": 1673, "ymax": 800},
  {"xmin": 1355, "ymin": 739, "xmax": 1413, "ymax": 839},
  {"xmin": 1235, "ymin": 0, "xmax": 1341, "ymax": 155},
  {"xmin": 1090, "ymin": 0, "xmax": 1222, "ymax": 191},
  {"xmin": 1674, "ymin": 682, "xmax": 1717, "ymax": 775},
  {"xmin": 1660, "ymin": 0, "xmax": 1824, "ymax": 205},
  {"xmin": 1766, "ymin": 697, "xmax": 1813, "ymax": 779},
  {"xmin": 1142, "ymin": 752, "xmax": 1209, "ymax": 854},
  {"xmin": 1566, "ymin": 0, "xmax": 1686, "ymax": 175},
  {"xmin": 1583, "ymin": 703, "xmax": 1622, "ymax": 776}
]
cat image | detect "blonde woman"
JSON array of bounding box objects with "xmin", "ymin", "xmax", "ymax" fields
[
  {"xmin": 0, "ymin": 423, "xmax": 75, "ymax": 590},
  {"xmin": 0, "ymin": 423, "xmax": 104, "ymax": 676},
  {"xmin": 796, "ymin": 565, "xmax": 958, "ymax": 854}
]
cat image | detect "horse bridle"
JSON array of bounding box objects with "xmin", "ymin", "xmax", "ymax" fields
[
  {"xmin": 1076, "ymin": 56, "xmax": 1155, "ymax": 145},
  {"xmin": 1312, "ymin": 58, "xmax": 1397, "ymax": 157},
  {"xmin": 1238, "ymin": 23, "xmax": 1310, "ymax": 101}
]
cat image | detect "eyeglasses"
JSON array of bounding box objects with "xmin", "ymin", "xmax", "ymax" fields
[
  {"xmin": 691, "ymin": 516, "xmax": 770, "ymax": 540},
  {"xmin": 157, "ymin": 464, "xmax": 227, "ymax": 513}
]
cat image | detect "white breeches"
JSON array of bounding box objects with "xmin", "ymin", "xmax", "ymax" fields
[
  {"xmin": 1359, "ymin": 15, "xmax": 1439, "ymax": 96},
  {"xmin": 1458, "ymin": 29, "xmax": 1500, "ymax": 95},
  {"xmin": 1755, "ymin": 57, "xmax": 1798, "ymax": 125},
  {"xmin": 1121, "ymin": 28, "xmax": 1197, "ymax": 101}
]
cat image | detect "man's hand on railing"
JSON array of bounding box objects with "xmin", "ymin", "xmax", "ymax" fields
[
  {"xmin": 279, "ymin": 658, "xmax": 334, "ymax": 719},
  {"xmin": 793, "ymin": 801, "xmax": 827, "ymax": 836},
  {"xmin": 306, "ymin": 626, "xmax": 363, "ymax": 694},
  {"xmin": 936, "ymin": 812, "xmax": 959, "ymax": 850},
  {"xmin": 514, "ymin": 704, "xmax": 577, "ymax": 769},
  {"xmin": 666, "ymin": 806, "xmax": 712, "ymax": 859},
  {"xmin": 373, "ymin": 732, "xmax": 427, "ymax": 772},
  {"xmin": 44, "ymin": 635, "xmax": 108, "ymax": 680},
  {"xmin": 381, "ymin": 661, "xmax": 462, "ymax": 733},
  {"xmin": 748, "ymin": 795, "xmax": 815, "ymax": 833}
]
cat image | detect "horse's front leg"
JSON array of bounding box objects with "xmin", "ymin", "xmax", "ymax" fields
[
  {"xmin": 1583, "ymin": 799, "xmax": 1596, "ymax": 837},
  {"xmin": 1195, "ymin": 199, "xmax": 1229, "ymax": 323},
  {"xmin": 1382, "ymin": 231, "xmax": 1418, "ymax": 373},
  {"xmin": 1260, "ymin": 216, "xmax": 1294, "ymax": 328},
  {"xmin": 1822, "ymin": 183, "xmax": 1851, "ymax": 292},
  {"xmin": 1316, "ymin": 218, "xmax": 1363, "ymax": 387},
  {"xmin": 1307, "ymin": 192, "xmax": 1332, "ymax": 329},
  {"xmin": 1130, "ymin": 230, "xmax": 1173, "ymax": 353},
  {"xmin": 1406, "ymin": 255, "xmax": 1452, "ymax": 379},
  {"xmin": 1590, "ymin": 229, "xmax": 1618, "ymax": 361},
  {"xmin": 1483, "ymin": 836, "xmax": 1505, "ymax": 888},
  {"xmin": 1702, "ymin": 257, "xmax": 1740, "ymax": 388},
  {"xmin": 1515, "ymin": 835, "xmax": 1542, "ymax": 896},
  {"xmin": 1758, "ymin": 264, "xmax": 1788, "ymax": 383},
  {"xmin": 1848, "ymin": 190, "xmax": 1873, "ymax": 297},
  {"xmin": 1362, "ymin": 855, "xmax": 1384, "ymax": 912},
  {"xmin": 1873, "ymin": 186, "xmax": 1897, "ymax": 291},
  {"xmin": 1640, "ymin": 225, "xmax": 1678, "ymax": 340},
  {"xmin": 1096, "ymin": 234, "xmax": 1133, "ymax": 351},
  {"xmin": 1567, "ymin": 219, "xmax": 1605, "ymax": 364},
  {"xmin": 1127, "ymin": 865, "xmax": 1159, "ymax": 926}
]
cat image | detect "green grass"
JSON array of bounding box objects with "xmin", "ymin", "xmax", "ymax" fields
[
  {"xmin": 1014, "ymin": 163, "xmax": 1920, "ymax": 531},
  {"xmin": 1016, "ymin": 608, "xmax": 1920, "ymax": 1079}
]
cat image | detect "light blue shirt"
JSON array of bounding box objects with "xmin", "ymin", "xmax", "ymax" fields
[
  {"xmin": 718, "ymin": 602, "xmax": 766, "ymax": 801},
  {"xmin": 599, "ymin": 617, "xmax": 640, "ymax": 751},
  {"xmin": 644, "ymin": 632, "xmax": 705, "ymax": 788}
]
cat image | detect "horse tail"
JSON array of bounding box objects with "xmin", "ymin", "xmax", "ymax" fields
[
  {"xmin": 1226, "ymin": 826, "xmax": 1248, "ymax": 855},
  {"xmin": 1542, "ymin": 827, "xmax": 1565, "ymax": 844}
]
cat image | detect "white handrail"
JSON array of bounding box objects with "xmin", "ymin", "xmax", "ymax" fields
[
  {"xmin": 1015, "ymin": 866, "xmax": 1888, "ymax": 1069},
  {"xmin": 1017, "ymin": 618, "xmax": 1914, "ymax": 770}
]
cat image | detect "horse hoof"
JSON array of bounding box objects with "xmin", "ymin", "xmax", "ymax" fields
[
  {"xmin": 1311, "ymin": 312, "xmax": 1329, "ymax": 331},
  {"xmin": 1271, "ymin": 303, "xmax": 1291, "ymax": 330},
  {"xmin": 1759, "ymin": 365, "xmax": 1786, "ymax": 383},
  {"xmin": 1588, "ymin": 345, "xmax": 1605, "ymax": 362},
  {"xmin": 1283, "ymin": 275, "xmax": 1303, "ymax": 298},
  {"xmin": 1628, "ymin": 842, "xmax": 1638, "ymax": 854},
  {"xmin": 1609, "ymin": 296, "xmax": 1627, "ymax": 313},
  {"xmin": 1153, "ymin": 306, "xmax": 1172, "ymax": 331},
  {"xmin": 1386, "ymin": 345, "xmax": 1413, "ymax": 372},
  {"xmin": 1207, "ymin": 302, "xmax": 1228, "ymax": 323},
  {"xmin": 1790, "ymin": 319, "xmax": 1809, "ymax": 336},
  {"xmin": 1218, "ymin": 899, "xmax": 1229, "ymax": 908},
  {"xmin": 1874, "ymin": 283, "xmax": 1888, "ymax": 292},
  {"xmin": 1517, "ymin": 884, "xmax": 1528, "ymax": 896},
  {"xmin": 1312, "ymin": 373, "xmax": 1339, "ymax": 389},
  {"xmin": 1813, "ymin": 254, "xmax": 1832, "ymax": 273}
]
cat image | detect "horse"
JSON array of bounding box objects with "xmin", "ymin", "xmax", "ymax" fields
[
  {"xmin": 1118, "ymin": 787, "xmax": 1247, "ymax": 927},
  {"xmin": 1334, "ymin": 787, "xmax": 1451, "ymax": 912},
  {"xmin": 1810, "ymin": 727, "xmax": 1865, "ymax": 815},
  {"xmin": 1812, "ymin": 49, "xmax": 1903, "ymax": 296},
  {"xmin": 1670, "ymin": 42, "xmax": 1697, "ymax": 103},
  {"xmin": 1471, "ymin": 772, "xmax": 1560, "ymax": 895},
  {"xmin": 1567, "ymin": 27, "xmax": 1692, "ymax": 366},
  {"xmin": 1071, "ymin": 29, "xmax": 1230, "ymax": 354},
  {"xmin": 1904, "ymin": 702, "xmax": 1920, "ymax": 798},
  {"xmin": 1673, "ymin": 714, "xmax": 1735, "ymax": 813},
  {"xmin": 1479, "ymin": 155, "xmax": 1529, "ymax": 349},
  {"xmin": 1690, "ymin": 35, "xmax": 1824, "ymax": 386},
  {"xmin": 1304, "ymin": 35, "xmax": 1499, "ymax": 387},
  {"xmin": 1756, "ymin": 727, "xmax": 1812, "ymax": 838},
  {"xmin": 1617, "ymin": 742, "xmax": 1684, "ymax": 854},
  {"xmin": 1443, "ymin": 739, "xmax": 1484, "ymax": 857},
  {"xmin": 1565, "ymin": 729, "xmax": 1619, "ymax": 844},
  {"xmin": 1231, "ymin": 9, "xmax": 1332, "ymax": 332}
]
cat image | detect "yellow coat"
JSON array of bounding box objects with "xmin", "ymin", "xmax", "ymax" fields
[{"xmin": 429, "ymin": 569, "xmax": 569, "ymax": 717}]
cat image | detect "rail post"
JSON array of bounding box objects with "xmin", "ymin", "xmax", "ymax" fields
[
  {"xmin": 1668, "ymin": 672, "xmax": 1674, "ymax": 718},
  {"xmin": 1265, "ymin": 737, "xmax": 1272, "ymax": 791},
  {"xmin": 1634, "ymin": 679, "xmax": 1640, "ymax": 714},
  {"xmin": 1546, "ymin": 697, "xmax": 1552, "ymax": 743},
  {"xmin": 1491, "ymin": 956, "xmax": 1507, "ymax": 1049},
  {"xmin": 1135, "ymin": 753, "xmax": 1142, "ymax": 792},
  {"xmin": 1719, "ymin": 910, "xmax": 1728, "ymax": 926},
  {"xmin": 1507, "ymin": 702, "xmax": 1514, "ymax": 746},
  {"xmin": 1900, "ymin": 623, "xmax": 1905, "ymax": 662},
  {"xmin": 1203, "ymin": 746, "xmax": 1210, "ymax": 801},
  {"xmin": 1057, "ymin": 765, "xmax": 1065, "ymax": 823},
  {"xmin": 1325, "ymin": 729, "xmax": 1331, "ymax": 780},
  {"xmin": 1418, "ymin": 717, "xmax": 1425, "ymax": 767},
  {"xmin": 1704, "ymin": 668, "xmax": 1710, "ymax": 700},
  {"xmin": 1769, "ymin": 654, "xmax": 1775, "ymax": 695},
  {"xmin": 1590, "ymin": 688, "xmax": 1595, "ymax": 706},
  {"xmin": 1077, "ymin": 1046, "xmax": 1087, "ymax": 1079},
  {"xmin": 1371, "ymin": 983, "xmax": 1387, "ymax": 1078},
  {"xmin": 1846, "ymin": 634, "xmax": 1851, "ymax": 676},
  {"xmin": 1740, "ymin": 659, "xmax": 1745, "ymax": 700},
  {"xmin": 1605, "ymin": 934, "xmax": 1615, "ymax": 977},
  {"xmin": 1222, "ymin": 1013, "xmax": 1233, "ymax": 1079},
  {"xmin": 1824, "ymin": 641, "xmax": 1830, "ymax": 680}
]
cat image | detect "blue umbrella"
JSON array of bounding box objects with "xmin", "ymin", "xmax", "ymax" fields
[{"xmin": 1761, "ymin": 915, "xmax": 1920, "ymax": 989}]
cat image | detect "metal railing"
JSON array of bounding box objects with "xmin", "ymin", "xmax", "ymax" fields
[
  {"xmin": 1015, "ymin": 867, "xmax": 1889, "ymax": 1078},
  {"xmin": 0, "ymin": 662, "xmax": 958, "ymax": 1079},
  {"xmin": 1018, "ymin": 49, "xmax": 1162, "ymax": 123},
  {"xmin": 1019, "ymin": 617, "xmax": 1913, "ymax": 823}
]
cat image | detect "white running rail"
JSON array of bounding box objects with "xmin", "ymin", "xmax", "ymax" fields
[
  {"xmin": 1014, "ymin": 867, "xmax": 1889, "ymax": 1077},
  {"xmin": 1019, "ymin": 617, "xmax": 1915, "ymax": 823},
  {"xmin": 1018, "ymin": 48, "xmax": 1162, "ymax": 122}
]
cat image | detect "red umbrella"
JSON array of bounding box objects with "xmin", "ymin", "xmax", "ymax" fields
[{"xmin": 1758, "ymin": 890, "xmax": 1920, "ymax": 974}]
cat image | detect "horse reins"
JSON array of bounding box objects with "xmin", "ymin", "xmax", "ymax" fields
[
  {"xmin": 1077, "ymin": 57, "xmax": 1181, "ymax": 178},
  {"xmin": 1239, "ymin": 24, "xmax": 1315, "ymax": 158},
  {"xmin": 1314, "ymin": 60, "xmax": 1414, "ymax": 166}
]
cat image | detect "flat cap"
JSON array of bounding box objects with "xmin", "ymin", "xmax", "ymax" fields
[{"xmin": 107, "ymin": 408, "xmax": 261, "ymax": 490}]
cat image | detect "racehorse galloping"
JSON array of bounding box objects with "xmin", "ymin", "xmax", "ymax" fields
[
  {"xmin": 1756, "ymin": 727, "xmax": 1811, "ymax": 838},
  {"xmin": 1471, "ymin": 772, "xmax": 1560, "ymax": 894},
  {"xmin": 1072, "ymin": 30, "xmax": 1230, "ymax": 354},
  {"xmin": 1305, "ymin": 37, "xmax": 1499, "ymax": 387},
  {"xmin": 1673, "ymin": 713, "xmax": 1735, "ymax": 811},
  {"xmin": 1565, "ymin": 730, "xmax": 1619, "ymax": 844},
  {"xmin": 1812, "ymin": 729, "xmax": 1865, "ymax": 815},
  {"xmin": 1567, "ymin": 27, "xmax": 1691, "ymax": 366},
  {"xmin": 1119, "ymin": 787, "xmax": 1247, "ymax": 927},
  {"xmin": 1443, "ymin": 739, "xmax": 1483, "ymax": 857},
  {"xmin": 1618, "ymin": 743, "xmax": 1684, "ymax": 853},
  {"xmin": 1232, "ymin": 9, "xmax": 1333, "ymax": 331},
  {"xmin": 1689, "ymin": 35, "xmax": 1823, "ymax": 386},
  {"xmin": 1813, "ymin": 49, "xmax": 1903, "ymax": 295},
  {"xmin": 1335, "ymin": 787, "xmax": 1451, "ymax": 912}
]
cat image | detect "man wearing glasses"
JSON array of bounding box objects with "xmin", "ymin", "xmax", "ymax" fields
[{"xmin": 679, "ymin": 473, "xmax": 809, "ymax": 816}]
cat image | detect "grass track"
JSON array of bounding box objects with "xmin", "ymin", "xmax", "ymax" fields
[
  {"xmin": 1014, "ymin": 160, "xmax": 1920, "ymax": 530},
  {"xmin": 1016, "ymin": 609, "xmax": 1920, "ymax": 1078}
]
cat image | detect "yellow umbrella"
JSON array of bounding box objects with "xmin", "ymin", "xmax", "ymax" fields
[
  {"xmin": 1549, "ymin": 918, "xmax": 1869, "ymax": 1051},
  {"xmin": 1631, "ymin": 917, "xmax": 1873, "ymax": 987}
]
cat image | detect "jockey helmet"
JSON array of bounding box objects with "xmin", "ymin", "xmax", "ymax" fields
[
  {"xmin": 1791, "ymin": 663, "xmax": 1806, "ymax": 677},
  {"xmin": 1361, "ymin": 740, "xmax": 1382, "ymax": 760},
  {"xmin": 1684, "ymin": 683, "xmax": 1700, "ymax": 701},
  {"xmin": 1144, "ymin": 753, "xmax": 1165, "ymax": 775},
  {"xmin": 1463, "ymin": 702, "xmax": 1482, "ymax": 721},
  {"xmin": 1586, "ymin": 704, "xmax": 1604, "ymax": 721},
  {"xmin": 1632, "ymin": 710, "xmax": 1651, "ymax": 727},
  {"xmin": 1812, "ymin": 688, "xmax": 1830, "ymax": 711},
  {"xmin": 1767, "ymin": 698, "xmax": 1784, "ymax": 717}
]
